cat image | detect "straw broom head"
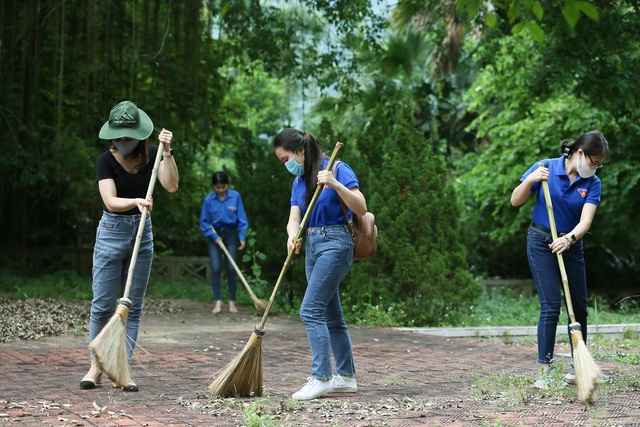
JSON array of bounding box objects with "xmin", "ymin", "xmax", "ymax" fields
[
  {"xmin": 209, "ymin": 328, "xmax": 264, "ymax": 397},
  {"xmin": 89, "ymin": 302, "xmax": 132, "ymax": 387},
  {"xmin": 253, "ymin": 299, "xmax": 274, "ymax": 316},
  {"xmin": 569, "ymin": 323, "xmax": 602, "ymax": 403}
]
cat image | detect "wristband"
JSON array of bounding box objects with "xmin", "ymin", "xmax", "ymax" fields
[{"xmin": 163, "ymin": 148, "xmax": 173, "ymax": 157}]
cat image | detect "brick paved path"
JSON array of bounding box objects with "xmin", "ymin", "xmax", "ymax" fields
[{"xmin": 1, "ymin": 301, "xmax": 639, "ymax": 426}]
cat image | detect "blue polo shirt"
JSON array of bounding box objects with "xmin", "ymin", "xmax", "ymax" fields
[
  {"xmin": 522, "ymin": 157, "xmax": 602, "ymax": 233},
  {"xmin": 291, "ymin": 159, "xmax": 359, "ymax": 228},
  {"xmin": 200, "ymin": 189, "xmax": 249, "ymax": 241}
]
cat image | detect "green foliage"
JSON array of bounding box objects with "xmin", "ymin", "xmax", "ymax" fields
[
  {"xmin": 457, "ymin": 4, "xmax": 640, "ymax": 289},
  {"xmin": 0, "ymin": 268, "xmax": 92, "ymax": 301},
  {"xmin": 343, "ymin": 94, "xmax": 481, "ymax": 327},
  {"xmin": 240, "ymin": 400, "xmax": 282, "ymax": 427},
  {"xmin": 457, "ymin": 287, "xmax": 640, "ymax": 328},
  {"xmin": 456, "ymin": 0, "xmax": 600, "ymax": 42}
]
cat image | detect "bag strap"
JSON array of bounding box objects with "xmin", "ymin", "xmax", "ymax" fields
[{"xmin": 332, "ymin": 161, "xmax": 356, "ymax": 235}]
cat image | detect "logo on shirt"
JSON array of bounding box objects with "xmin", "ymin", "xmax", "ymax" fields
[
  {"xmin": 577, "ymin": 188, "xmax": 588, "ymax": 198},
  {"xmin": 229, "ymin": 207, "xmax": 236, "ymax": 212}
]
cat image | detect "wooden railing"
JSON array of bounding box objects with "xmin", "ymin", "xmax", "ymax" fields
[{"xmin": 0, "ymin": 248, "xmax": 212, "ymax": 283}]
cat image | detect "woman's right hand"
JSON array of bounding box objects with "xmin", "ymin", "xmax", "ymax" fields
[
  {"xmin": 287, "ymin": 236, "xmax": 301, "ymax": 254},
  {"xmin": 527, "ymin": 166, "xmax": 549, "ymax": 183},
  {"xmin": 135, "ymin": 197, "xmax": 153, "ymax": 213}
]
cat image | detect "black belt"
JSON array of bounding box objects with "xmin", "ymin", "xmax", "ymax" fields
[{"xmin": 530, "ymin": 222, "xmax": 551, "ymax": 234}]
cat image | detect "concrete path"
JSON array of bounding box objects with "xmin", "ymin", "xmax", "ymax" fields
[{"xmin": 1, "ymin": 300, "xmax": 639, "ymax": 426}]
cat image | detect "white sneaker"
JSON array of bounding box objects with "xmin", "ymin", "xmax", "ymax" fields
[
  {"xmin": 331, "ymin": 375, "xmax": 357, "ymax": 393},
  {"xmin": 292, "ymin": 377, "xmax": 332, "ymax": 400}
]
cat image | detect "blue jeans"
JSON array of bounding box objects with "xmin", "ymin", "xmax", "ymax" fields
[
  {"xmin": 302, "ymin": 224, "xmax": 355, "ymax": 380},
  {"xmin": 90, "ymin": 212, "xmax": 153, "ymax": 360},
  {"xmin": 527, "ymin": 224, "xmax": 588, "ymax": 364},
  {"xmin": 207, "ymin": 227, "xmax": 239, "ymax": 301}
]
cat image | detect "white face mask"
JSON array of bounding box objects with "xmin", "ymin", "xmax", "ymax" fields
[{"xmin": 577, "ymin": 153, "xmax": 597, "ymax": 178}]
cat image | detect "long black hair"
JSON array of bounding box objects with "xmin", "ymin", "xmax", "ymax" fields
[
  {"xmin": 561, "ymin": 130, "xmax": 609, "ymax": 159},
  {"xmin": 273, "ymin": 128, "xmax": 326, "ymax": 206}
]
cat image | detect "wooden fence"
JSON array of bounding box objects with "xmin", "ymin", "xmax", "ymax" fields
[
  {"xmin": 0, "ymin": 248, "xmax": 536, "ymax": 294},
  {"xmin": 0, "ymin": 248, "xmax": 212, "ymax": 283}
]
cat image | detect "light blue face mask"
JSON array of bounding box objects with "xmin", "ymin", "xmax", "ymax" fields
[{"xmin": 285, "ymin": 152, "xmax": 304, "ymax": 176}]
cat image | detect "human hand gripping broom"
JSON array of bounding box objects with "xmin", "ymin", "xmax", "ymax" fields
[
  {"xmin": 209, "ymin": 224, "xmax": 271, "ymax": 315},
  {"xmin": 209, "ymin": 141, "xmax": 344, "ymax": 397},
  {"xmin": 89, "ymin": 141, "xmax": 166, "ymax": 388},
  {"xmin": 540, "ymin": 164, "xmax": 602, "ymax": 403}
]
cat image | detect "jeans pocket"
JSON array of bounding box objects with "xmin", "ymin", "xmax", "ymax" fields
[
  {"xmin": 323, "ymin": 229, "xmax": 347, "ymax": 243},
  {"xmin": 528, "ymin": 227, "xmax": 550, "ymax": 243},
  {"xmin": 100, "ymin": 218, "xmax": 118, "ymax": 231}
]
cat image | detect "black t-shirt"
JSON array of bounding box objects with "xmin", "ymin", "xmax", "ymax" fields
[{"xmin": 95, "ymin": 145, "xmax": 161, "ymax": 215}]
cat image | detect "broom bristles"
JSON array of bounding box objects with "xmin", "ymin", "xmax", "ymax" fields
[
  {"xmin": 570, "ymin": 327, "xmax": 601, "ymax": 403},
  {"xmin": 253, "ymin": 299, "xmax": 273, "ymax": 316},
  {"xmin": 209, "ymin": 330, "xmax": 264, "ymax": 397},
  {"xmin": 89, "ymin": 304, "xmax": 131, "ymax": 387},
  {"xmin": 573, "ymin": 339, "xmax": 601, "ymax": 403}
]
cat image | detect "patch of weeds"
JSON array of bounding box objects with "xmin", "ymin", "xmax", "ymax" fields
[
  {"xmin": 242, "ymin": 401, "xmax": 281, "ymax": 427},
  {"xmin": 600, "ymin": 371, "xmax": 640, "ymax": 393},
  {"xmin": 385, "ymin": 375, "xmax": 403, "ymax": 386},
  {"xmin": 471, "ymin": 362, "xmax": 577, "ymax": 405},
  {"xmin": 471, "ymin": 371, "xmax": 535, "ymax": 405},
  {"xmin": 594, "ymin": 349, "xmax": 640, "ymax": 366},
  {"xmin": 502, "ymin": 330, "xmax": 512, "ymax": 344},
  {"xmin": 280, "ymin": 398, "xmax": 301, "ymax": 412},
  {"xmin": 622, "ymin": 326, "xmax": 640, "ymax": 341},
  {"xmin": 518, "ymin": 336, "xmax": 536, "ymax": 345}
]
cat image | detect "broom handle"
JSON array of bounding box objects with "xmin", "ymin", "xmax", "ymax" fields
[
  {"xmin": 539, "ymin": 163, "xmax": 577, "ymax": 323},
  {"xmin": 210, "ymin": 224, "xmax": 259, "ymax": 301},
  {"xmin": 256, "ymin": 141, "xmax": 344, "ymax": 330},
  {"xmin": 121, "ymin": 142, "xmax": 166, "ymax": 302}
]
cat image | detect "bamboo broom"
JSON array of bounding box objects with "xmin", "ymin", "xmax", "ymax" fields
[
  {"xmin": 210, "ymin": 224, "xmax": 271, "ymax": 315},
  {"xmin": 541, "ymin": 167, "xmax": 602, "ymax": 403},
  {"xmin": 89, "ymin": 141, "xmax": 166, "ymax": 387},
  {"xmin": 209, "ymin": 141, "xmax": 344, "ymax": 397}
]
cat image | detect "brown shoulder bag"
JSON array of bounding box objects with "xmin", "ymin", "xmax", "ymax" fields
[{"xmin": 332, "ymin": 162, "xmax": 378, "ymax": 261}]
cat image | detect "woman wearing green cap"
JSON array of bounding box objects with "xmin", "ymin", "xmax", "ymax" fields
[{"xmin": 80, "ymin": 100, "xmax": 179, "ymax": 392}]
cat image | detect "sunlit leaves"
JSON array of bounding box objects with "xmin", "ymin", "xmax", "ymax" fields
[
  {"xmin": 456, "ymin": 0, "xmax": 600, "ymax": 41},
  {"xmin": 562, "ymin": 0, "xmax": 599, "ymax": 28}
]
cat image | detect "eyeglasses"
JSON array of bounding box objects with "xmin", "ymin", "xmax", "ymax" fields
[{"xmin": 587, "ymin": 154, "xmax": 604, "ymax": 170}]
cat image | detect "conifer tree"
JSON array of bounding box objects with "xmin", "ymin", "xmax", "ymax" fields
[{"xmin": 346, "ymin": 100, "xmax": 481, "ymax": 326}]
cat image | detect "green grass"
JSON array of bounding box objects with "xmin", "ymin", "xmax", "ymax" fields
[
  {"xmin": 0, "ymin": 267, "xmax": 244, "ymax": 306},
  {"xmin": 2, "ymin": 268, "xmax": 640, "ymax": 329},
  {"xmin": 458, "ymin": 288, "xmax": 640, "ymax": 328}
]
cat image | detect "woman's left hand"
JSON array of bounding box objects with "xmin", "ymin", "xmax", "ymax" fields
[
  {"xmin": 549, "ymin": 235, "xmax": 571, "ymax": 254},
  {"xmin": 317, "ymin": 170, "xmax": 337, "ymax": 188},
  {"xmin": 158, "ymin": 128, "xmax": 173, "ymax": 147},
  {"xmin": 239, "ymin": 240, "xmax": 246, "ymax": 250}
]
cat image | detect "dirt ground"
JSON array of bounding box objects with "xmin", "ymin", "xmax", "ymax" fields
[{"xmin": 1, "ymin": 299, "xmax": 639, "ymax": 426}]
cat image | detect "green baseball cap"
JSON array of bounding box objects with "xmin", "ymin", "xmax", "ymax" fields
[{"xmin": 99, "ymin": 100, "xmax": 154, "ymax": 140}]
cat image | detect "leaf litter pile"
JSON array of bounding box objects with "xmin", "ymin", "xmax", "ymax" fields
[{"xmin": 0, "ymin": 297, "xmax": 181, "ymax": 343}]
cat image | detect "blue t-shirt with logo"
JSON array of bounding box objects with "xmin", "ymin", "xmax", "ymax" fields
[
  {"xmin": 290, "ymin": 158, "xmax": 359, "ymax": 228},
  {"xmin": 521, "ymin": 156, "xmax": 601, "ymax": 233}
]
